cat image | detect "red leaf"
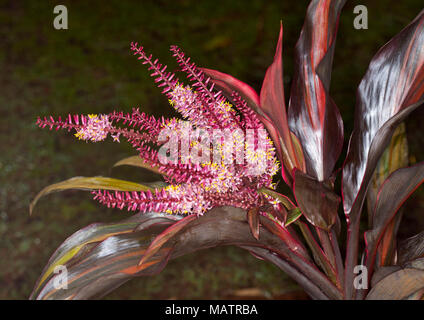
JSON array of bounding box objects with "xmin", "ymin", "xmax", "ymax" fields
[
  {"xmin": 200, "ymin": 67, "xmax": 260, "ymax": 108},
  {"xmin": 260, "ymin": 23, "xmax": 305, "ymax": 182},
  {"xmin": 342, "ymin": 12, "xmax": 424, "ymax": 298},
  {"xmin": 247, "ymin": 207, "xmax": 260, "ymax": 240},
  {"xmin": 342, "ymin": 10, "xmax": 424, "ymax": 217},
  {"xmin": 288, "ymin": 0, "xmax": 346, "ymax": 181},
  {"xmin": 366, "ymin": 268, "xmax": 424, "ymax": 300},
  {"xmin": 364, "ymin": 162, "xmax": 424, "ymax": 277},
  {"xmin": 138, "ymin": 214, "xmax": 197, "ymax": 266},
  {"xmin": 293, "ymin": 170, "xmax": 340, "ymax": 231},
  {"xmin": 201, "ymin": 26, "xmax": 306, "ymax": 186}
]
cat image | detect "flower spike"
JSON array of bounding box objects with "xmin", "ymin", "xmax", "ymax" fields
[{"xmin": 37, "ymin": 43, "xmax": 280, "ymax": 216}]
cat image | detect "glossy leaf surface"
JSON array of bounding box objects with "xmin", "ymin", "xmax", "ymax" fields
[
  {"xmin": 200, "ymin": 67, "xmax": 260, "ymax": 109},
  {"xmin": 138, "ymin": 214, "xmax": 197, "ymax": 266},
  {"xmin": 343, "ymin": 10, "xmax": 424, "ymax": 217},
  {"xmin": 30, "ymin": 212, "xmax": 181, "ymax": 299},
  {"xmin": 293, "ymin": 170, "xmax": 341, "ymax": 231},
  {"xmin": 288, "ymin": 0, "xmax": 346, "ymax": 181},
  {"xmin": 260, "ymin": 23, "xmax": 305, "ymax": 180},
  {"xmin": 365, "ymin": 162, "xmax": 424, "ymax": 275},
  {"xmin": 31, "ymin": 207, "xmax": 321, "ymax": 299},
  {"xmin": 367, "ymin": 123, "xmax": 409, "ymax": 267}
]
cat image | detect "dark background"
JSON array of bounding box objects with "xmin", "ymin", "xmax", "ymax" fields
[{"xmin": 0, "ymin": 0, "xmax": 423, "ymax": 299}]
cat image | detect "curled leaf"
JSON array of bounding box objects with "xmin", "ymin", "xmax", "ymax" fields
[
  {"xmin": 288, "ymin": 0, "xmax": 346, "ymax": 181},
  {"xmin": 285, "ymin": 208, "xmax": 302, "ymax": 227},
  {"xmin": 200, "ymin": 67, "xmax": 260, "ymax": 109}
]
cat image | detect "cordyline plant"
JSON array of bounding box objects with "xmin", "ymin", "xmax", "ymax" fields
[{"xmin": 30, "ymin": 1, "xmax": 424, "ymax": 300}]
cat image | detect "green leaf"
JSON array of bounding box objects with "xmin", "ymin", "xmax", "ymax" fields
[
  {"xmin": 285, "ymin": 208, "xmax": 302, "ymax": 227},
  {"xmin": 366, "ymin": 123, "xmax": 409, "ymax": 268},
  {"xmin": 30, "ymin": 176, "xmax": 155, "ymax": 215},
  {"xmin": 258, "ymin": 187, "xmax": 296, "ymax": 210},
  {"xmin": 113, "ymin": 156, "xmax": 164, "ymax": 175},
  {"xmin": 367, "ymin": 123, "xmax": 409, "ymax": 219}
]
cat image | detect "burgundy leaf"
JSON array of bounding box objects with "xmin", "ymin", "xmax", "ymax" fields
[
  {"xmin": 138, "ymin": 214, "xmax": 197, "ymax": 266},
  {"xmin": 345, "ymin": 102, "xmax": 423, "ymax": 299},
  {"xmin": 202, "ymin": 26, "xmax": 306, "ymax": 186},
  {"xmin": 366, "ymin": 268, "xmax": 424, "ymax": 300},
  {"xmin": 342, "ymin": 10, "xmax": 424, "ymax": 217},
  {"xmin": 365, "ymin": 124, "xmax": 409, "ymax": 268},
  {"xmin": 200, "ymin": 67, "xmax": 260, "ymax": 109},
  {"xmin": 364, "ymin": 162, "xmax": 424, "ymax": 278},
  {"xmin": 242, "ymin": 246, "xmax": 337, "ymax": 300},
  {"xmin": 342, "ymin": 12, "xmax": 424, "ymax": 298},
  {"xmin": 30, "ymin": 212, "xmax": 181, "ymax": 299},
  {"xmin": 370, "ymin": 266, "xmax": 402, "ymax": 288},
  {"xmin": 293, "ymin": 170, "xmax": 341, "ymax": 231},
  {"xmin": 366, "ymin": 123, "xmax": 409, "ymax": 227},
  {"xmin": 33, "ymin": 207, "xmax": 341, "ymax": 300},
  {"xmin": 259, "ymin": 214, "xmax": 310, "ymax": 262},
  {"xmin": 399, "ymin": 231, "xmax": 424, "ymax": 265},
  {"xmin": 288, "ymin": 0, "xmax": 346, "ymax": 181},
  {"xmin": 260, "ymin": 23, "xmax": 305, "ymax": 182},
  {"xmin": 247, "ymin": 207, "xmax": 260, "ymax": 240},
  {"xmin": 296, "ymin": 220, "xmax": 338, "ymax": 284}
]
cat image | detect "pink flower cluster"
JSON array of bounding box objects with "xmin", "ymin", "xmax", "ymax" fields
[
  {"xmin": 73, "ymin": 114, "xmax": 111, "ymax": 142},
  {"xmin": 36, "ymin": 43, "xmax": 280, "ymax": 215}
]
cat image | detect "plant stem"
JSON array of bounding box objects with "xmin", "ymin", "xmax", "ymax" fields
[
  {"xmin": 330, "ymin": 228, "xmax": 345, "ymax": 288},
  {"xmin": 316, "ymin": 228, "xmax": 336, "ymax": 267},
  {"xmin": 297, "ymin": 221, "xmax": 337, "ymax": 283},
  {"xmin": 344, "ymin": 216, "xmax": 360, "ymax": 299},
  {"xmin": 273, "ymin": 244, "xmax": 343, "ymax": 299},
  {"xmin": 242, "ymin": 246, "xmax": 330, "ymax": 300},
  {"xmin": 317, "ymin": 227, "xmax": 346, "ymax": 289}
]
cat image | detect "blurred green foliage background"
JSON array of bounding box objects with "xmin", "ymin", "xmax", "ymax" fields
[{"xmin": 0, "ymin": 0, "xmax": 423, "ymax": 299}]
